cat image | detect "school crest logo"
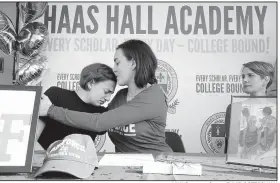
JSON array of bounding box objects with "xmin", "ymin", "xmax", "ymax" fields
[
  {"xmin": 94, "ymin": 134, "xmax": 106, "ymax": 152},
  {"xmin": 156, "ymin": 60, "xmax": 179, "ymax": 114},
  {"xmin": 200, "ymin": 112, "xmax": 226, "ymax": 154}
]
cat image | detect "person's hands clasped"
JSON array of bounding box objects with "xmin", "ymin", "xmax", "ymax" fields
[{"xmin": 39, "ymin": 94, "xmax": 53, "ymax": 116}]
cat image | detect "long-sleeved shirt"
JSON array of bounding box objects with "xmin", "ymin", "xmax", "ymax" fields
[{"xmin": 48, "ymin": 84, "xmax": 173, "ymax": 153}]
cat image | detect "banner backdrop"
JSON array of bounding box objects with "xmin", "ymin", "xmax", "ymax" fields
[{"xmin": 35, "ymin": 2, "xmax": 277, "ymax": 153}]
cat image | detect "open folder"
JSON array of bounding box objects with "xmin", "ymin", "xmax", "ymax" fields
[{"xmin": 99, "ymin": 154, "xmax": 154, "ymax": 166}]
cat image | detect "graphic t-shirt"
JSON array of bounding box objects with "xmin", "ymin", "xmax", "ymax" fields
[{"xmin": 107, "ymin": 85, "xmax": 173, "ymax": 153}]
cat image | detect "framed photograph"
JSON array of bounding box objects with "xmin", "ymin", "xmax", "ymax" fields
[
  {"xmin": 0, "ymin": 85, "xmax": 42, "ymax": 173},
  {"xmin": 226, "ymin": 96, "xmax": 277, "ymax": 168},
  {"xmin": 0, "ymin": 57, "xmax": 3, "ymax": 73}
]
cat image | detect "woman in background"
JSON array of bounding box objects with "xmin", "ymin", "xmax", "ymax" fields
[
  {"xmin": 39, "ymin": 39, "xmax": 173, "ymax": 153},
  {"xmin": 225, "ymin": 61, "xmax": 275, "ymax": 154}
]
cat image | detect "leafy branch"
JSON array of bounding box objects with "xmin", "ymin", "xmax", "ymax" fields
[{"xmin": 169, "ymin": 99, "xmax": 179, "ymax": 109}]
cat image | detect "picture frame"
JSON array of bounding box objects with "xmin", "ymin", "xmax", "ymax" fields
[
  {"xmin": 226, "ymin": 96, "xmax": 277, "ymax": 168},
  {"xmin": 0, "ymin": 57, "xmax": 3, "ymax": 73},
  {"xmin": 0, "ymin": 85, "xmax": 42, "ymax": 173}
]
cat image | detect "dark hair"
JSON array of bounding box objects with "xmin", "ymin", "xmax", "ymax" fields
[
  {"xmin": 116, "ymin": 39, "xmax": 158, "ymax": 88},
  {"xmin": 242, "ymin": 61, "xmax": 275, "ymax": 89},
  {"xmin": 262, "ymin": 107, "xmax": 272, "ymax": 115},
  {"xmin": 80, "ymin": 63, "xmax": 117, "ymax": 91}
]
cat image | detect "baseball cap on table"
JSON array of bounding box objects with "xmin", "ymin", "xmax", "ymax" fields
[{"xmin": 34, "ymin": 134, "xmax": 98, "ymax": 179}]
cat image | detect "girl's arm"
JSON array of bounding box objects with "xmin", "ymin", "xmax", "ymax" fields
[
  {"xmin": 46, "ymin": 87, "xmax": 167, "ymax": 132},
  {"xmin": 36, "ymin": 119, "xmax": 46, "ymax": 140},
  {"xmin": 35, "ymin": 119, "xmax": 46, "ymax": 151}
]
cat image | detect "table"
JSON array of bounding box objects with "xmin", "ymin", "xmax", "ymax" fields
[{"xmin": 0, "ymin": 151, "xmax": 277, "ymax": 180}]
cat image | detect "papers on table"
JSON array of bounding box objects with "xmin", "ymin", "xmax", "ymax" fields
[
  {"xmin": 99, "ymin": 154, "xmax": 154, "ymax": 166},
  {"xmin": 143, "ymin": 162, "xmax": 202, "ymax": 175},
  {"xmin": 99, "ymin": 154, "xmax": 202, "ymax": 176},
  {"xmin": 143, "ymin": 162, "xmax": 173, "ymax": 174},
  {"xmin": 172, "ymin": 163, "xmax": 202, "ymax": 175}
]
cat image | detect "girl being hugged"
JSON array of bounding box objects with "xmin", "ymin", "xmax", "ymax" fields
[{"xmin": 40, "ymin": 39, "xmax": 173, "ymax": 153}]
